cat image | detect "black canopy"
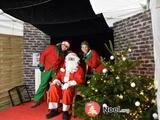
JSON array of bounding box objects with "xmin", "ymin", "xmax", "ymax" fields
[
  {"xmin": 0, "ymin": 0, "xmax": 96, "ymax": 24},
  {"xmin": 0, "ymin": 0, "xmax": 111, "ymax": 37},
  {"xmin": 0, "ymin": 0, "xmax": 113, "ymax": 57}
]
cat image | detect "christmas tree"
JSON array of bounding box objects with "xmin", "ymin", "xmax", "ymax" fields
[{"xmin": 74, "ymin": 41, "xmax": 157, "ymax": 120}]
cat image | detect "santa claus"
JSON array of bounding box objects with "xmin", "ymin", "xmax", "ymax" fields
[{"xmin": 46, "ymin": 52, "xmax": 85, "ymax": 120}]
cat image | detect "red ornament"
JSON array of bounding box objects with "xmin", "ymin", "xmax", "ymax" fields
[{"xmin": 85, "ymin": 101, "xmax": 101, "ymax": 117}]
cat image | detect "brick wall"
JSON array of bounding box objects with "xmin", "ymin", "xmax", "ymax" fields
[
  {"xmin": 24, "ymin": 23, "xmax": 50, "ymax": 97},
  {"xmin": 113, "ymin": 10, "xmax": 154, "ymax": 77}
]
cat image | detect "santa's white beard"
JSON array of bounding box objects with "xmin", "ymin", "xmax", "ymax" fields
[{"xmin": 65, "ymin": 61, "xmax": 78, "ymax": 73}]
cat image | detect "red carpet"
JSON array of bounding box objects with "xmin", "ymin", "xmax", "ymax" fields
[{"xmin": 0, "ymin": 101, "xmax": 83, "ymax": 120}]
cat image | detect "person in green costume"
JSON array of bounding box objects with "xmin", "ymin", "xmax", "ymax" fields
[
  {"xmin": 31, "ymin": 41, "xmax": 70, "ymax": 108},
  {"xmin": 80, "ymin": 41, "xmax": 104, "ymax": 81}
]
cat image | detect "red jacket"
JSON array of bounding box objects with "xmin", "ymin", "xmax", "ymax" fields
[
  {"xmin": 40, "ymin": 45, "xmax": 65, "ymax": 72},
  {"xmin": 85, "ymin": 49, "xmax": 104, "ymax": 74}
]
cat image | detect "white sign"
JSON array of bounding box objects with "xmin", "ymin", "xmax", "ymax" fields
[{"xmin": 32, "ymin": 53, "xmax": 40, "ymax": 66}]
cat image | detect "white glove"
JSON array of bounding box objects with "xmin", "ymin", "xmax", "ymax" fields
[
  {"xmin": 52, "ymin": 79, "xmax": 62, "ymax": 86},
  {"xmin": 61, "ymin": 83, "xmax": 70, "ymax": 90},
  {"xmin": 61, "ymin": 80, "xmax": 77, "ymax": 90}
]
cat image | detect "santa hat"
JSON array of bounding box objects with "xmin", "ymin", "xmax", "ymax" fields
[
  {"xmin": 62, "ymin": 41, "xmax": 70, "ymax": 48},
  {"xmin": 65, "ymin": 52, "xmax": 80, "ymax": 63}
]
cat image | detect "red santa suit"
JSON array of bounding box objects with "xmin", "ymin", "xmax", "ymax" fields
[
  {"xmin": 48, "ymin": 53, "xmax": 85, "ymax": 111},
  {"xmin": 84, "ymin": 49, "xmax": 104, "ymax": 74}
]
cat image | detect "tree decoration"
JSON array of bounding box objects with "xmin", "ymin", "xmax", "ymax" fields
[
  {"xmin": 130, "ymin": 82, "xmax": 136, "ymax": 88},
  {"xmin": 110, "ymin": 55, "xmax": 114, "ymax": 60},
  {"xmin": 135, "ymin": 101, "xmax": 140, "ymax": 106},
  {"xmin": 102, "ymin": 68, "xmax": 108, "ymax": 73},
  {"xmin": 152, "ymin": 113, "xmax": 158, "ymax": 119}
]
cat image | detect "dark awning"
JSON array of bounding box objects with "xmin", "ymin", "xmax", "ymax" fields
[
  {"xmin": 0, "ymin": 0, "xmax": 111, "ymax": 38},
  {"xmin": 0, "ymin": 0, "xmax": 113, "ymax": 57},
  {"xmin": 0, "ymin": 0, "xmax": 96, "ymax": 24}
]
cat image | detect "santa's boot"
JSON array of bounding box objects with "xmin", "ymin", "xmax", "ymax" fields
[
  {"xmin": 31, "ymin": 101, "xmax": 40, "ymax": 108},
  {"xmin": 62, "ymin": 104, "xmax": 70, "ymax": 120},
  {"xmin": 46, "ymin": 109, "xmax": 59, "ymax": 119},
  {"xmin": 62, "ymin": 111, "xmax": 69, "ymax": 120},
  {"xmin": 46, "ymin": 102, "xmax": 59, "ymax": 119}
]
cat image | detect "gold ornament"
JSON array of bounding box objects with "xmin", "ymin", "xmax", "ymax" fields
[
  {"xmin": 116, "ymin": 76, "xmax": 120, "ymax": 79},
  {"xmin": 116, "ymin": 52, "xmax": 120, "ymax": 56},
  {"xmin": 151, "ymin": 99, "xmax": 156, "ymax": 104},
  {"xmin": 91, "ymin": 87, "xmax": 95, "ymax": 90},
  {"xmin": 119, "ymin": 95, "xmax": 123, "ymax": 99},
  {"xmin": 122, "ymin": 56, "xmax": 126, "ymax": 61},
  {"xmin": 87, "ymin": 81, "xmax": 90, "ymax": 84},
  {"xmin": 140, "ymin": 91, "xmax": 144, "ymax": 95},
  {"xmin": 95, "ymin": 89, "xmax": 98, "ymax": 92},
  {"xmin": 128, "ymin": 48, "xmax": 132, "ymax": 52}
]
